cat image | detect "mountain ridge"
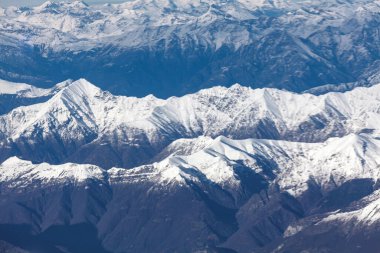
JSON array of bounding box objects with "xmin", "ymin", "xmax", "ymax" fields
[
  {"xmin": 1, "ymin": 0, "xmax": 380, "ymax": 96},
  {"xmin": 1, "ymin": 131, "xmax": 380, "ymax": 252},
  {"xmin": 0, "ymin": 78, "xmax": 379, "ymax": 169},
  {"xmin": 1, "ymin": 78, "xmax": 380, "ymax": 252}
]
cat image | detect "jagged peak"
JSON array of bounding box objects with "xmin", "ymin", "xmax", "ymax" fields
[
  {"xmin": 1, "ymin": 131, "xmax": 380, "ymax": 192},
  {"xmin": 35, "ymin": 1, "xmax": 58, "ymax": 9},
  {"xmin": 52, "ymin": 79, "xmax": 73, "ymax": 90},
  {"xmin": 0, "ymin": 79, "xmax": 102, "ymax": 138},
  {"xmin": 318, "ymin": 133, "xmax": 380, "ymax": 160},
  {"xmin": 194, "ymin": 83, "xmax": 252, "ymax": 98},
  {"xmin": 34, "ymin": 0, "xmax": 89, "ymax": 13},
  {"xmin": 70, "ymin": 1, "xmax": 89, "ymax": 7},
  {"xmin": 1, "ymin": 156, "xmax": 32, "ymax": 166},
  {"xmin": 59, "ymin": 78, "xmax": 102, "ymax": 99}
]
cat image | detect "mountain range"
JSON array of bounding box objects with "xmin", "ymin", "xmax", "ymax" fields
[
  {"xmin": 1, "ymin": 78, "xmax": 379, "ymax": 169},
  {"xmin": 1, "ymin": 0, "xmax": 380, "ymax": 252},
  {"xmin": 0, "ymin": 78, "xmax": 380, "ymax": 252},
  {"xmin": 1, "ymin": 0, "xmax": 380, "ymax": 97}
]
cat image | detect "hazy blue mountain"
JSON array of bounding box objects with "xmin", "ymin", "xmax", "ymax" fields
[{"xmin": 1, "ymin": 0, "xmax": 380, "ymax": 97}]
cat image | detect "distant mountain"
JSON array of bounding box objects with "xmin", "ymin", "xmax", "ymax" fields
[
  {"xmin": 1, "ymin": 0, "xmax": 380, "ymax": 97},
  {"xmin": 0, "ymin": 132, "xmax": 379, "ymax": 252}
]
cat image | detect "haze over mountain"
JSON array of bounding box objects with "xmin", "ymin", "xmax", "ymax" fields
[
  {"xmin": 1, "ymin": 0, "xmax": 380, "ymax": 97},
  {"xmin": 0, "ymin": 0, "xmax": 124, "ymax": 7}
]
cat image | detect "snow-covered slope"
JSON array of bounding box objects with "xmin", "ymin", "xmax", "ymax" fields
[
  {"xmin": 2, "ymin": 1, "xmax": 380, "ymax": 251},
  {"xmin": 0, "ymin": 79, "xmax": 380, "ymax": 252},
  {"xmin": 0, "ymin": 0, "xmax": 375, "ymax": 50},
  {"xmin": 1, "ymin": 0, "xmax": 380, "ymax": 96},
  {"xmin": 0, "ymin": 0, "xmax": 279, "ymax": 49},
  {"xmin": 1, "ymin": 131, "xmax": 380, "ymax": 252},
  {"xmin": 134, "ymin": 133, "xmax": 380, "ymax": 194},
  {"xmin": 0, "ymin": 79, "xmax": 69, "ymax": 97},
  {"xmin": 0, "ymin": 79, "xmax": 71, "ymax": 115},
  {"xmin": 0, "ymin": 156, "xmax": 106, "ymax": 187},
  {"xmin": 1, "ymin": 78, "xmax": 380, "ymax": 168},
  {"xmin": 0, "ymin": 80, "xmax": 48, "ymax": 96},
  {"xmin": 2, "ymin": 77, "xmax": 379, "ymax": 193},
  {"xmin": 3, "ymin": 130, "xmax": 380, "ymax": 198},
  {"xmin": 0, "ymin": 132, "xmax": 377, "ymax": 195}
]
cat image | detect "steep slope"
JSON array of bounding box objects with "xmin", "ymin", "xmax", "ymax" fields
[
  {"xmin": 0, "ymin": 79, "xmax": 70, "ymax": 115},
  {"xmin": 1, "ymin": 79, "xmax": 380, "ymax": 168},
  {"xmin": 0, "ymin": 132, "xmax": 379, "ymax": 252},
  {"xmin": 1, "ymin": 0, "xmax": 380, "ymax": 96},
  {"xmin": 261, "ymin": 189, "xmax": 380, "ymax": 253}
]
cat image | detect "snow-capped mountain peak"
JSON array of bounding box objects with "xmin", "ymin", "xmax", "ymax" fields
[
  {"xmin": 2, "ymin": 131, "xmax": 379, "ymax": 201},
  {"xmin": 58, "ymin": 78, "xmax": 102, "ymax": 102},
  {"xmin": 34, "ymin": 0, "xmax": 89, "ymax": 12},
  {"xmin": 1, "ymin": 78, "xmax": 380, "ymax": 169},
  {"xmin": 0, "ymin": 79, "xmax": 380, "ymax": 252}
]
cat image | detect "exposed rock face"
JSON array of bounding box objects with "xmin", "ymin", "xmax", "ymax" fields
[{"xmin": 1, "ymin": 129, "xmax": 380, "ymax": 252}]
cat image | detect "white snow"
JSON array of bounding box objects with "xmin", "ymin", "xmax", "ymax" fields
[
  {"xmin": 1, "ymin": 78, "xmax": 380, "ymax": 160},
  {"xmin": 2, "ymin": 131, "xmax": 380, "ymax": 200},
  {"xmin": 0, "ymin": 156, "xmax": 106, "ymax": 187},
  {"xmin": 319, "ymin": 190, "xmax": 380, "ymax": 230},
  {"xmin": 0, "ymin": 79, "xmax": 48, "ymax": 97},
  {"xmin": 1, "ymin": 79, "xmax": 380, "ymax": 203},
  {"xmin": 0, "ymin": 79, "xmax": 70, "ymax": 98},
  {"xmin": 0, "ymin": 0, "xmax": 378, "ymax": 51}
]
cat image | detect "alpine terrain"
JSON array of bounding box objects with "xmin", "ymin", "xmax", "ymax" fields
[
  {"xmin": 0, "ymin": 78, "xmax": 380, "ymax": 252},
  {"xmin": 1, "ymin": 0, "xmax": 380, "ymax": 96},
  {"xmin": 1, "ymin": 0, "xmax": 380, "ymax": 253}
]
